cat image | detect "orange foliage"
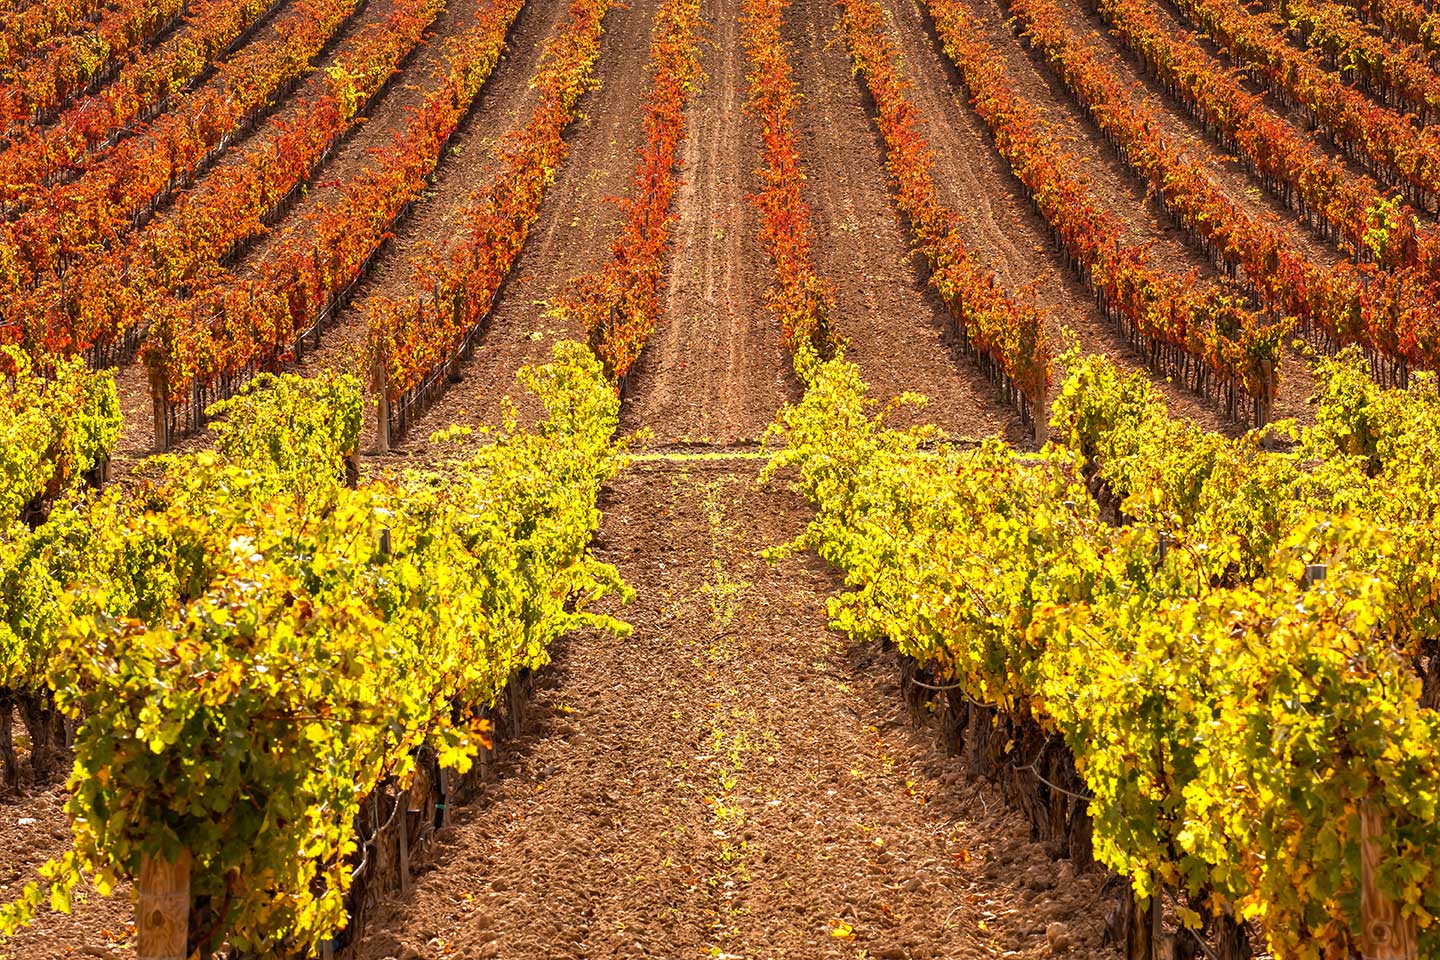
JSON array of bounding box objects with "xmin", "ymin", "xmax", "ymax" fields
[
  {"xmin": 364, "ymin": 0, "xmax": 614, "ymax": 406},
  {"xmin": 0, "ymin": 0, "xmax": 283, "ymax": 209},
  {"xmin": 740, "ymin": 0, "xmax": 832, "ymax": 353},
  {"xmin": 0, "ymin": 0, "xmax": 187, "ymax": 137},
  {"xmin": 837, "ymin": 0, "xmax": 1052, "ymax": 416},
  {"xmin": 1010, "ymin": 0, "xmax": 1440, "ymax": 379},
  {"xmin": 140, "ymin": 0, "xmax": 528, "ymax": 405},
  {"xmin": 551, "ymin": 0, "xmax": 705, "ymax": 383}
]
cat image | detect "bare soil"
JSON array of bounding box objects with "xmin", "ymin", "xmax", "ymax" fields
[
  {"xmin": 351, "ymin": 458, "xmax": 1117, "ymax": 960},
  {"xmin": 619, "ymin": 0, "xmax": 796, "ymax": 445},
  {"xmin": 0, "ymin": 780, "xmax": 133, "ymax": 958}
]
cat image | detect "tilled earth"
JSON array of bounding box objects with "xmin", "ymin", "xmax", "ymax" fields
[{"xmin": 353, "ymin": 460, "xmax": 1115, "ymax": 960}]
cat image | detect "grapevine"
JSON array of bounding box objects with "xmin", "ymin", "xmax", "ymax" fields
[
  {"xmin": 0, "ymin": 0, "xmax": 285, "ymax": 212},
  {"xmin": 0, "ymin": 0, "xmax": 109, "ymax": 71},
  {"xmin": 1084, "ymin": 0, "xmax": 1430, "ymax": 273},
  {"xmin": 363, "ymin": 0, "xmax": 613, "ymax": 426},
  {"xmin": 0, "ymin": 342, "xmax": 630, "ymax": 956},
  {"xmin": 0, "ymin": 347, "xmax": 119, "ymax": 524},
  {"xmin": 1339, "ymin": 0, "xmax": 1440, "ymax": 62},
  {"xmin": 767, "ymin": 347, "xmax": 1440, "ymax": 958},
  {"xmin": 739, "ymin": 0, "xmax": 832, "ymax": 353},
  {"xmin": 132, "ymin": 0, "xmax": 528, "ymax": 421},
  {"xmin": 0, "ymin": 0, "xmax": 188, "ymax": 137},
  {"xmin": 1001, "ymin": 0, "xmax": 1440, "ymax": 390},
  {"xmin": 0, "ymin": 348, "xmax": 121, "ymax": 789},
  {"xmin": 1171, "ymin": 0, "xmax": 1440, "ymax": 213},
  {"xmin": 551, "ymin": 0, "xmax": 706, "ymax": 384},
  {"xmin": 0, "ymin": 0, "xmax": 371, "ymax": 333},
  {"xmin": 1268, "ymin": 0, "xmax": 1440, "ymax": 120}
]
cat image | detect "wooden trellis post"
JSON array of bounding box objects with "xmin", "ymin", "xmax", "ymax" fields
[
  {"xmin": 377, "ymin": 389, "xmax": 391, "ymax": 454},
  {"xmin": 1360, "ymin": 801, "xmax": 1418, "ymax": 960},
  {"xmin": 137, "ymin": 851, "xmax": 190, "ymax": 960},
  {"xmin": 1258, "ymin": 358, "xmax": 1276, "ymax": 428},
  {"xmin": 397, "ymin": 788, "xmax": 412, "ymax": 896},
  {"xmin": 1033, "ymin": 385, "xmax": 1049, "ymax": 445},
  {"xmin": 149, "ymin": 367, "xmax": 169, "ymax": 453},
  {"xmin": 373, "ymin": 352, "xmax": 391, "ymax": 455}
]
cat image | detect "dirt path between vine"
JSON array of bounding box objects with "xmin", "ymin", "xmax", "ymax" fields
[
  {"xmin": 348, "ymin": 1, "xmax": 1116, "ymax": 951},
  {"xmin": 354, "ymin": 457, "xmax": 1117, "ymax": 960},
  {"xmin": 618, "ymin": 0, "xmax": 796, "ymax": 445}
]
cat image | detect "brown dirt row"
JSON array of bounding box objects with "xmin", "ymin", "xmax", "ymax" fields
[
  {"xmin": 353, "ymin": 457, "xmax": 1117, "ymax": 960},
  {"xmin": 331, "ymin": 1, "xmax": 1128, "ymax": 949},
  {"xmin": 334, "ymin": 0, "xmax": 1116, "ymax": 953},
  {"xmin": 618, "ymin": 0, "xmax": 796, "ymax": 445},
  {"xmin": 111, "ymin": 350, "xmax": 166, "ymax": 477}
]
